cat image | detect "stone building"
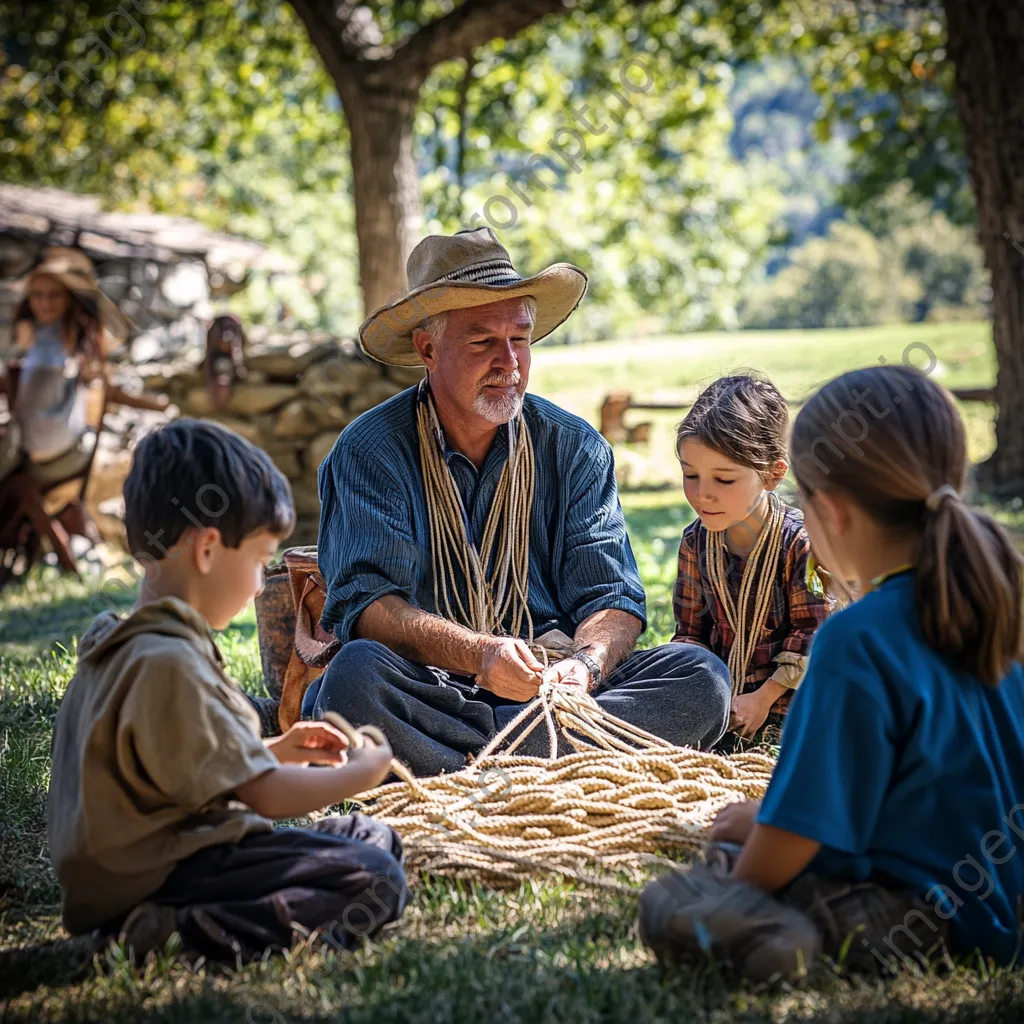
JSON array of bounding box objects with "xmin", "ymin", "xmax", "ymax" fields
[
  {"xmin": 0, "ymin": 184, "xmax": 422, "ymax": 546},
  {"xmin": 0, "ymin": 183, "xmax": 295, "ymax": 358}
]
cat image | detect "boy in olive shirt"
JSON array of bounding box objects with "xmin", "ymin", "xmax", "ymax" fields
[{"xmin": 48, "ymin": 419, "xmax": 405, "ymax": 961}]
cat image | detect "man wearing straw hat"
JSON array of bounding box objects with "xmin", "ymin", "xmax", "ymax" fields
[{"xmin": 304, "ymin": 227, "xmax": 731, "ymax": 776}]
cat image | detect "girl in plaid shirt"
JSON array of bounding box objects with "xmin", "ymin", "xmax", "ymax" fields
[{"xmin": 672, "ymin": 374, "xmax": 833, "ymax": 740}]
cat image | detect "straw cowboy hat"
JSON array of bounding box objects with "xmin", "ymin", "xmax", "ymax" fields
[
  {"xmin": 358, "ymin": 227, "xmax": 587, "ymax": 367},
  {"xmin": 17, "ymin": 247, "xmax": 132, "ymax": 342}
]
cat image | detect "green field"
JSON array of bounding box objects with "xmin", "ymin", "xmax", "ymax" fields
[
  {"xmin": 3, "ymin": 324, "xmax": 1023, "ymax": 1022},
  {"xmin": 530, "ymin": 321, "xmax": 998, "ymax": 489}
]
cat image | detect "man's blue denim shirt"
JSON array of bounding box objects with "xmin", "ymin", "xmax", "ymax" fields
[{"xmin": 316, "ymin": 386, "xmax": 646, "ymax": 643}]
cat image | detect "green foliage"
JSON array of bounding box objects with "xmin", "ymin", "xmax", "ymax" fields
[
  {"xmin": 0, "ymin": 0, "xmax": 359, "ymax": 328},
  {"xmin": 0, "ymin": 0, "xmax": 979, "ymax": 337},
  {"xmin": 740, "ymin": 184, "xmax": 987, "ymax": 330},
  {"xmin": 729, "ymin": 57, "xmax": 849, "ymax": 250},
  {"xmin": 1, "ymin": 2, "xmax": 345, "ymax": 199},
  {"xmin": 793, "ymin": 0, "xmax": 972, "ymax": 224},
  {"xmin": 743, "ymin": 220, "xmax": 906, "ymax": 329},
  {"xmin": 1, "ymin": 0, "xmax": 796, "ymax": 336},
  {"xmin": 418, "ymin": 4, "xmax": 795, "ymax": 336}
]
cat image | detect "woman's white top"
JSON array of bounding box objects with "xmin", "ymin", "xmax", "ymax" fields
[{"xmin": 14, "ymin": 321, "xmax": 89, "ymax": 463}]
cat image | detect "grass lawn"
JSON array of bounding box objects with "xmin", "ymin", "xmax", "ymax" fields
[
  {"xmin": 3, "ymin": 324, "xmax": 1023, "ymax": 1021},
  {"xmin": 529, "ymin": 322, "xmax": 998, "ymax": 489}
]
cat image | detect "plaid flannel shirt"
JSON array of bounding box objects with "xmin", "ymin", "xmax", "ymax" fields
[{"xmin": 671, "ymin": 503, "xmax": 833, "ymax": 709}]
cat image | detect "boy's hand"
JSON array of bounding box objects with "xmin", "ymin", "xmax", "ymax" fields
[
  {"xmin": 267, "ymin": 721, "xmax": 349, "ymax": 765},
  {"xmin": 710, "ymin": 799, "xmax": 762, "ymax": 845},
  {"xmin": 728, "ymin": 686, "xmax": 779, "ymax": 738},
  {"xmin": 344, "ymin": 731, "xmax": 394, "ymax": 790}
]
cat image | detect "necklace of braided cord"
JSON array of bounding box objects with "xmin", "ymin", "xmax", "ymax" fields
[
  {"xmin": 416, "ymin": 380, "xmax": 537, "ymax": 646},
  {"xmin": 707, "ymin": 491, "xmax": 786, "ymax": 697},
  {"xmin": 323, "ymin": 686, "xmax": 774, "ymax": 893}
]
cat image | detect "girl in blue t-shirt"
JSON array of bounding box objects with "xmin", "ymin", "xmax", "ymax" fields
[{"xmin": 640, "ymin": 365, "xmax": 1024, "ymax": 980}]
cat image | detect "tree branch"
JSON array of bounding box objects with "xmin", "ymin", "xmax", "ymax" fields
[
  {"xmin": 288, "ymin": 0, "xmax": 373, "ymax": 87},
  {"xmin": 393, "ymin": 0, "xmax": 572, "ymax": 85},
  {"xmin": 455, "ymin": 50, "xmax": 477, "ymax": 211}
]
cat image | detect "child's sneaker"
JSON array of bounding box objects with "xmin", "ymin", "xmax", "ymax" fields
[
  {"xmin": 704, "ymin": 840, "xmax": 744, "ymax": 875},
  {"xmin": 639, "ymin": 864, "xmax": 821, "ymax": 982}
]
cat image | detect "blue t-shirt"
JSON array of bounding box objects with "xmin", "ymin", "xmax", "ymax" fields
[{"xmin": 758, "ymin": 570, "xmax": 1024, "ymax": 965}]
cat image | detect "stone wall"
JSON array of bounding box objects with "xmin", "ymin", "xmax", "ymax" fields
[{"xmin": 133, "ymin": 331, "xmax": 424, "ymax": 544}]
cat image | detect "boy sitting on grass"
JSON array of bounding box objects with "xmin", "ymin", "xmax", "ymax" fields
[{"xmin": 47, "ymin": 419, "xmax": 405, "ymax": 963}]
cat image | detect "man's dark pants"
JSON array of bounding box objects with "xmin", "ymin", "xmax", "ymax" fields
[
  {"xmin": 117, "ymin": 813, "xmax": 407, "ymax": 961},
  {"xmin": 302, "ymin": 639, "xmax": 732, "ymax": 776}
]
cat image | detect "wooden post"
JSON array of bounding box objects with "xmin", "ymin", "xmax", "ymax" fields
[{"xmin": 599, "ymin": 392, "xmax": 633, "ymax": 442}]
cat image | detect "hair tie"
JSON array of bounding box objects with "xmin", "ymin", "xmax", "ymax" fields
[{"xmin": 925, "ymin": 484, "xmax": 960, "ymax": 513}]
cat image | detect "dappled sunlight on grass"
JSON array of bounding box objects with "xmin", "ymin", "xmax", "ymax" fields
[{"xmin": 2, "ymin": 324, "xmax": 1023, "ymax": 1019}]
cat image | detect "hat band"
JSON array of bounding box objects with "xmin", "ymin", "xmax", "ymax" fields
[{"xmin": 435, "ymin": 258, "xmax": 522, "ymax": 287}]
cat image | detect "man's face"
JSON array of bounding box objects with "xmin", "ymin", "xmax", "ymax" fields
[{"xmin": 414, "ymin": 297, "xmax": 533, "ymax": 426}]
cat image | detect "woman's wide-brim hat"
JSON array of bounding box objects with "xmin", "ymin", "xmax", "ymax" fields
[
  {"xmin": 17, "ymin": 246, "xmax": 133, "ymax": 343},
  {"xmin": 358, "ymin": 227, "xmax": 587, "ymax": 367}
]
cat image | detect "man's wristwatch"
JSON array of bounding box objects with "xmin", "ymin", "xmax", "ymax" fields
[{"xmin": 572, "ymin": 650, "xmax": 603, "ymax": 689}]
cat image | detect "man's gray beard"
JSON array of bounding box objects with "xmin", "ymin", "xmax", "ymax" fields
[{"xmin": 474, "ymin": 388, "xmax": 524, "ymax": 424}]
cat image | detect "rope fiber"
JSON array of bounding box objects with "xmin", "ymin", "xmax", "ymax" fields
[
  {"xmin": 708, "ymin": 491, "xmax": 786, "ymax": 696},
  {"xmin": 416, "ymin": 379, "xmax": 536, "ymax": 642},
  {"xmin": 325, "ymin": 685, "xmax": 773, "ymax": 892},
  {"xmin": 367, "ymin": 382, "xmax": 776, "ymax": 890}
]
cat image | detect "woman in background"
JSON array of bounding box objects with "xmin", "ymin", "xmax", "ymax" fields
[{"xmin": 0, "ymin": 248, "xmax": 130, "ymax": 513}]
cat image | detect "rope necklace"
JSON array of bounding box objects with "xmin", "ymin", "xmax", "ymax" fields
[
  {"xmin": 706, "ymin": 491, "xmax": 786, "ymax": 696},
  {"xmin": 416, "ymin": 379, "xmax": 536, "ymax": 642}
]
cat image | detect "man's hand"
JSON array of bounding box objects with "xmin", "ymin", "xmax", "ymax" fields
[
  {"xmin": 266, "ymin": 721, "xmax": 349, "ymax": 765},
  {"xmin": 729, "ymin": 685, "xmax": 779, "ymax": 738},
  {"xmin": 710, "ymin": 799, "xmax": 762, "ymax": 845},
  {"xmin": 542, "ymin": 657, "xmax": 591, "ymax": 690},
  {"xmin": 477, "ymin": 637, "xmax": 544, "ymax": 701}
]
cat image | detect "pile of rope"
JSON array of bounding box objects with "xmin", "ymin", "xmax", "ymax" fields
[{"xmin": 327, "ymin": 684, "xmax": 775, "ymax": 892}]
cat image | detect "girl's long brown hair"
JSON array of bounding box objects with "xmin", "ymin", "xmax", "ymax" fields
[
  {"xmin": 791, "ymin": 365, "xmax": 1023, "ymax": 686},
  {"xmin": 14, "ymin": 290, "xmax": 105, "ymax": 364}
]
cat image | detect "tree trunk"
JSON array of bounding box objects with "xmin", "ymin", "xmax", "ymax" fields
[
  {"xmin": 944, "ymin": 0, "xmax": 1024, "ymax": 496},
  {"xmin": 289, "ymin": 0, "xmax": 570, "ymax": 317},
  {"xmin": 339, "ymin": 79, "xmax": 422, "ymax": 315}
]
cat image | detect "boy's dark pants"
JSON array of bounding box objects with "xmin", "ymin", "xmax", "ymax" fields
[{"xmin": 127, "ymin": 813, "xmax": 407, "ymax": 961}]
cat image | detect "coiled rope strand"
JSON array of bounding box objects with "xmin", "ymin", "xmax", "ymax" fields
[
  {"xmin": 325, "ymin": 685, "xmax": 774, "ymax": 892},
  {"xmin": 417, "ymin": 381, "xmax": 536, "ymax": 643}
]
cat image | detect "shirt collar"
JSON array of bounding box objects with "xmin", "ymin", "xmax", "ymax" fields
[
  {"xmin": 442, "ymin": 421, "xmax": 510, "ymax": 472},
  {"xmin": 868, "ymin": 563, "xmax": 914, "ymax": 591}
]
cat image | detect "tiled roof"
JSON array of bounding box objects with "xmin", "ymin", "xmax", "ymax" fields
[{"xmin": 0, "ymin": 184, "xmax": 295, "ymax": 277}]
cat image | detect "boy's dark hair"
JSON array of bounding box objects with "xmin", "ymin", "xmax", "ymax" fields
[
  {"xmin": 676, "ymin": 374, "xmax": 789, "ymax": 476},
  {"xmin": 124, "ymin": 418, "xmax": 295, "ymax": 558}
]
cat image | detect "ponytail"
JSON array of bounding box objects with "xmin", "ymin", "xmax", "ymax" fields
[
  {"xmin": 916, "ymin": 493, "xmax": 1024, "ymax": 686},
  {"xmin": 791, "ymin": 365, "xmax": 1024, "ymax": 687}
]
